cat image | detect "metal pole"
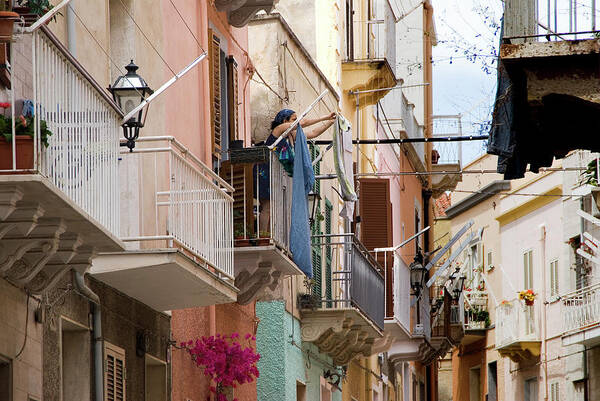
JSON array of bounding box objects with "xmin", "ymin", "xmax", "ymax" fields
[
  {"xmin": 122, "ymin": 53, "xmax": 207, "ymax": 123},
  {"xmin": 312, "ymin": 134, "xmax": 489, "ymax": 145},
  {"xmin": 269, "ymin": 89, "xmax": 329, "ymax": 150}
]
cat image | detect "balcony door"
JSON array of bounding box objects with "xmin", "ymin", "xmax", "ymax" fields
[{"xmin": 524, "ymin": 378, "xmax": 538, "ymax": 401}]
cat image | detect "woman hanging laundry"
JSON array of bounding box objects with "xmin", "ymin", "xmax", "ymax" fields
[{"xmin": 256, "ymin": 108, "xmax": 335, "ymax": 232}]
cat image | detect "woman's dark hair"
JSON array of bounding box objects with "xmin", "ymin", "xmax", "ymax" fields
[{"xmin": 271, "ymin": 109, "xmax": 296, "ymax": 130}]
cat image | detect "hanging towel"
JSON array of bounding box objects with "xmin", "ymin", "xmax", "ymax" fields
[
  {"xmin": 337, "ymin": 116, "xmax": 356, "ymax": 221},
  {"xmin": 290, "ymin": 124, "xmax": 315, "ymax": 278},
  {"xmin": 333, "ymin": 115, "xmax": 357, "ymax": 202}
]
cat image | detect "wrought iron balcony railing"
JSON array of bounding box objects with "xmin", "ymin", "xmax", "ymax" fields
[{"xmin": 310, "ymin": 234, "xmax": 385, "ymax": 330}]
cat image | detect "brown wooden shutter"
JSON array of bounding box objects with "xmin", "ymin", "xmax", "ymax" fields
[
  {"xmin": 220, "ymin": 161, "xmax": 254, "ymax": 236},
  {"xmin": 359, "ymin": 178, "xmax": 392, "ymax": 250},
  {"xmin": 226, "ymin": 56, "xmax": 239, "ymax": 141},
  {"xmin": 209, "ymin": 29, "xmax": 222, "ymax": 158},
  {"xmin": 359, "ymin": 178, "xmax": 393, "ymax": 316},
  {"xmin": 105, "ymin": 343, "xmax": 126, "ymax": 401}
]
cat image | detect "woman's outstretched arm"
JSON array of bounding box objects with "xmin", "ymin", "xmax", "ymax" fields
[{"xmin": 306, "ymin": 119, "xmax": 334, "ymax": 139}]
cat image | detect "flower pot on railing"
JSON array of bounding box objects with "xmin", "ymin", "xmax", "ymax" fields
[
  {"xmin": 234, "ymin": 237, "xmax": 251, "ymax": 247},
  {"xmin": 0, "ymin": 135, "xmax": 33, "ymax": 170},
  {"xmin": 13, "ymin": 1, "xmax": 58, "ymax": 27},
  {"xmin": 0, "ymin": 10, "xmax": 18, "ymax": 43}
]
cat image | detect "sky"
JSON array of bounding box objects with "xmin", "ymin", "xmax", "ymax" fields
[{"xmin": 432, "ymin": 0, "xmax": 504, "ymax": 166}]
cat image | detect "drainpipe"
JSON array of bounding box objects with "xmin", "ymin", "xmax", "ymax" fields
[
  {"xmin": 539, "ymin": 224, "xmax": 549, "ymax": 401},
  {"xmin": 66, "ymin": 4, "xmax": 76, "ymax": 56},
  {"xmin": 72, "ymin": 270, "xmax": 103, "ymax": 401}
]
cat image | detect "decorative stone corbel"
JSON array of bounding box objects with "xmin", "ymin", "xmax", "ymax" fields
[
  {"xmin": 0, "ymin": 186, "xmax": 23, "ymax": 220},
  {"xmin": 235, "ymin": 262, "xmax": 283, "ymax": 305},
  {"xmin": 3, "ymin": 218, "xmax": 66, "ymax": 286}
]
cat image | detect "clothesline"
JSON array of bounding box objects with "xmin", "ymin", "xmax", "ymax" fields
[{"xmin": 314, "ymin": 166, "xmax": 586, "ymax": 179}]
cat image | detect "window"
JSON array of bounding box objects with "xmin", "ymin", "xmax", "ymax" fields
[
  {"xmin": 487, "ymin": 362, "xmax": 497, "ymax": 401},
  {"xmin": 486, "ymin": 250, "xmax": 494, "ymax": 271},
  {"xmin": 209, "ymin": 29, "xmax": 222, "ymax": 161},
  {"xmin": 345, "ymin": 0, "xmax": 354, "ymax": 60},
  {"xmin": 0, "ymin": 356, "xmax": 10, "ymax": 401},
  {"xmin": 469, "ymin": 367, "xmax": 481, "ymax": 401},
  {"xmin": 296, "ymin": 381, "xmax": 306, "ymax": 401},
  {"xmin": 320, "ymin": 379, "xmax": 332, "ymax": 401},
  {"xmin": 523, "ymin": 250, "xmax": 533, "ymax": 289},
  {"xmin": 325, "ymin": 200, "xmax": 333, "ymax": 306},
  {"xmin": 524, "ymin": 378, "xmax": 538, "ymax": 401},
  {"xmin": 61, "ymin": 318, "xmax": 91, "ymax": 401},
  {"xmin": 105, "ymin": 342, "xmax": 126, "ymax": 401},
  {"xmin": 209, "ymin": 30, "xmax": 240, "ymax": 165},
  {"xmin": 310, "ymin": 145, "xmax": 322, "ymax": 300},
  {"xmin": 145, "ymin": 354, "xmax": 167, "ymax": 401},
  {"xmin": 550, "ymin": 259, "xmax": 559, "ymax": 297},
  {"xmin": 550, "ymin": 381, "xmax": 560, "ymax": 401}
]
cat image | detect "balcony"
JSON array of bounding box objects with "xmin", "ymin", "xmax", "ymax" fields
[
  {"xmin": 495, "ymin": 300, "xmax": 541, "ymax": 362},
  {"xmin": 0, "ymin": 27, "xmax": 124, "ymax": 294},
  {"xmin": 431, "ymin": 115, "xmax": 463, "ymax": 195},
  {"xmin": 379, "ymin": 251, "xmax": 411, "ymax": 343},
  {"xmin": 489, "ymin": 0, "xmax": 600, "ymax": 178},
  {"xmin": 462, "ymin": 292, "xmax": 490, "ymax": 345},
  {"xmin": 342, "ymin": 19, "xmax": 397, "ymax": 106},
  {"xmin": 388, "ymin": 286, "xmax": 434, "ymax": 366},
  {"xmin": 221, "ymin": 148, "xmax": 304, "ymax": 304},
  {"xmin": 562, "ymin": 283, "xmax": 600, "ymax": 346},
  {"xmin": 299, "ymin": 234, "xmax": 388, "ymax": 365},
  {"xmin": 90, "ymin": 137, "xmax": 237, "ymax": 311}
]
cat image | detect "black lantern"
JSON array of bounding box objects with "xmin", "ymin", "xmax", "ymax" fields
[
  {"xmin": 108, "ymin": 60, "xmax": 153, "ymax": 152},
  {"xmin": 308, "ymin": 191, "xmax": 321, "ymax": 226},
  {"xmin": 409, "ymin": 253, "xmax": 427, "ymax": 296},
  {"xmin": 453, "ymin": 275, "xmax": 467, "ymax": 299}
]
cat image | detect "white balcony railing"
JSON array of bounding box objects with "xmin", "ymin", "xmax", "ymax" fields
[
  {"xmin": 505, "ymin": 0, "xmax": 600, "ymax": 41},
  {"xmin": 562, "ymin": 282, "xmax": 600, "ymax": 334},
  {"xmin": 120, "ymin": 137, "xmax": 234, "ymax": 278},
  {"xmin": 432, "ymin": 115, "xmax": 463, "ymax": 167},
  {"xmin": 496, "ymin": 300, "xmax": 539, "ymax": 347},
  {"xmin": 1, "ymin": 27, "xmax": 122, "ymax": 236},
  {"xmin": 347, "ymin": 19, "xmax": 386, "ymax": 61}
]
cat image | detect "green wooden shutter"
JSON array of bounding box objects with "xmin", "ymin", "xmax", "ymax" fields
[
  {"xmin": 310, "ymin": 144, "xmax": 322, "ymax": 300},
  {"xmin": 325, "ymin": 199, "xmax": 333, "ymax": 306}
]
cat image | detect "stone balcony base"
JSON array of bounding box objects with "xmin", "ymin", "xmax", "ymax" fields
[
  {"xmin": 497, "ymin": 340, "xmax": 541, "ymax": 363},
  {"xmin": 0, "ymin": 179, "xmax": 122, "ymax": 294},
  {"xmin": 300, "ymin": 308, "xmax": 387, "ymax": 365}
]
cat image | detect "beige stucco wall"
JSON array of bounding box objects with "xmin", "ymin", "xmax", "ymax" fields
[{"xmin": 0, "ymin": 279, "xmax": 43, "ymax": 401}]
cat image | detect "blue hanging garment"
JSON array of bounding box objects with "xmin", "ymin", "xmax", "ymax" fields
[{"xmin": 289, "ymin": 124, "xmax": 315, "ymax": 278}]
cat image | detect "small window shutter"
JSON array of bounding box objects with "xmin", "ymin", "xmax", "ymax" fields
[
  {"xmin": 310, "ymin": 145, "xmax": 322, "ymax": 299},
  {"xmin": 209, "ymin": 29, "xmax": 222, "ymax": 158},
  {"xmin": 359, "ymin": 178, "xmax": 392, "ymax": 250},
  {"xmin": 226, "ymin": 56, "xmax": 239, "ymax": 141},
  {"xmin": 359, "ymin": 179, "xmax": 392, "ymax": 314},
  {"xmin": 105, "ymin": 343, "xmax": 125, "ymax": 401},
  {"xmin": 220, "ymin": 161, "xmax": 254, "ymax": 236},
  {"xmin": 325, "ymin": 200, "xmax": 333, "ymax": 305}
]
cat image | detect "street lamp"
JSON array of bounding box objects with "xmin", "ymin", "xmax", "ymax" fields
[
  {"xmin": 308, "ymin": 191, "xmax": 321, "ymax": 226},
  {"xmin": 409, "ymin": 253, "xmax": 427, "ymax": 297},
  {"xmin": 108, "ymin": 60, "xmax": 153, "ymax": 152},
  {"xmin": 453, "ymin": 275, "xmax": 467, "ymax": 300}
]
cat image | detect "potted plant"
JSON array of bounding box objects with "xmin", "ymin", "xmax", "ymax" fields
[
  {"xmin": 0, "ymin": 104, "xmax": 53, "ymax": 170},
  {"xmin": 234, "ymin": 223, "xmax": 251, "ymax": 247},
  {"xmin": 250, "ymin": 230, "xmax": 270, "ymax": 246},
  {"xmin": 13, "ymin": 0, "xmax": 57, "ymax": 27},
  {"xmin": 0, "ymin": 1, "xmax": 18, "ymax": 43},
  {"xmin": 518, "ymin": 289, "xmax": 536, "ymax": 306}
]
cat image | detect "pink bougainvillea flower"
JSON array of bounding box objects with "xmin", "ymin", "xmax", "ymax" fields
[{"xmin": 180, "ymin": 333, "xmax": 261, "ymax": 401}]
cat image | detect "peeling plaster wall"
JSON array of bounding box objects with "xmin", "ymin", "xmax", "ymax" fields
[
  {"xmin": 43, "ymin": 275, "xmax": 171, "ymax": 401},
  {"xmin": 257, "ymin": 301, "xmax": 342, "ymax": 401}
]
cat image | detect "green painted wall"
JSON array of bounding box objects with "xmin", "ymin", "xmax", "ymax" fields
[{"xmin": 256, "ymin": 301, "xmax": 342, "ymax": 401}]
